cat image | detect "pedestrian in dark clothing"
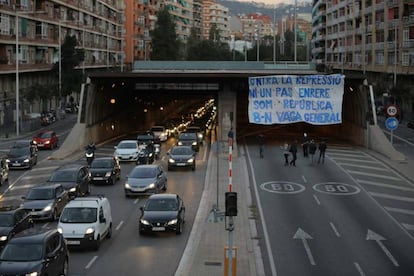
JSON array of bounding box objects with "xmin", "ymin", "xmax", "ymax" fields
[
  {"xmin": 302, "ymin": 133, "xmax": 309, "ymax": 157},
  {"xmin": 228, "ymin": 128, "xmax": 234, "ymax": 140},
  {"xmin": 308, "ymin": 139, "xmax": 317, "ymax": 163},
  {"xmin": 257, "ymin": 134, "xmax": 265, "ymax": 158},
  {"xmin": 282, "ymin": 142, "xmax": 290, "ymax": 166},
  {"xmin": 289, "ymin": 140, "xmax": 298, "ymax": 166},
  {"xmin": 318, "ymin": 140, "xmax": 327, "ymax": 164}
]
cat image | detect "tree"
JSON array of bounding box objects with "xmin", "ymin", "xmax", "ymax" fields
[{"xmin": 151, "ymin": 7, "xmax": 181, "ymax": 60}]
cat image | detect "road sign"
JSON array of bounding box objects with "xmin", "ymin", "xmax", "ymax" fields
[
  {"xmin": 385, "ymin": 117, "xmax": 399, "ymax": 131},
  {"xmin": 386, "ymin": 104, "xmax": 398, "ymax": 117}
]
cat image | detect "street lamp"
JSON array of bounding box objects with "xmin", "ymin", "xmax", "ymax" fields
[{"xmin": 15, "ymin": 9, "xmax": 20, "ymax": 137}]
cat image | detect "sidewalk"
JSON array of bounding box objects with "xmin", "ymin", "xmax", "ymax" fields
[{"xmin": 175, "ymin": 144, "xmax": 264, "ymax": 276}]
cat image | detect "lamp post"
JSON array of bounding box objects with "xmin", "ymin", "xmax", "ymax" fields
[
  {"xmin": 15, "ymin": 10, "xmax": 20, "ymax": 137},
  {"xmin": 294, "ymin": 0, "xmax": 297, "ymax": 63}
]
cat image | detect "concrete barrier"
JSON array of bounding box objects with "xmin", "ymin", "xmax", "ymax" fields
[{"xmin": 367, "ymin": 125, "xmax": 405, "ymax": 161}]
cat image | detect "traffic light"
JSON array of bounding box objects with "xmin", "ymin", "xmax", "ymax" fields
[{"xmin": 225, "ymin": 192, "xmax": 237, "ymax": 216}]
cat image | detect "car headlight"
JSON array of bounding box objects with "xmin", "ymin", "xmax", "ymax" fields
[
  {"xmin": 148, "ymin": 183, "xmax": 155, "ymax": 189},
  {"xmin": 45, "ymin": 141, "xmax": 50, "ymax": 144},
  {"xmin": 198, "ymin": 134, "xmax": 203, "ymax": 139},
  {"xmin": 43, "ymin": 204, "xmax": 52, "ymax": 212},
  {"xmin": 188, "ymin": 158, "xmax": 194, "ymax": 163},
  {"xmin": 178, "ymin": 141, "xmax": 183, "ymax": 146},
  {"xmin": 24, "ymin": 158, "xmax": 30, "ymax": 163},
  {"xmin": 85, "ymin": 227, "xmax": 95, "ymax": 234},
  {"xmin": 148, "ymin": 153, "xmax": 153, "ymax": 157},
  {"xmin": 192, "ymin": 142, "xmax": 197, "ymax": 146},
  {"xmin": 168, "ymin": 158, "xmax": 175, "ymax": 163},
  {"xmin": 25, "ymin": 272, "xmax": 38, "ymax": 276},
  {"xmin": 167, "ymin": 219, "xmax": 178, "ymax": 225},
  {"xmin": 125, "ymin": 183, "xmax": 131, "ymax": 189},
  {"xmin": 105, "ymin": 172, "xmax": 112, "ymax": 177},
  {"xmin": 0, "ymin": 236, "xmax": 8, "ymax": 241},
  {"xmin": 57, "ymin": 227, "xmax": 63, "ymax": 234},
  {"xmin": 69, "ymin": 187, "xmax": 77, "ymax": 192},
  {"xmin": 140, "ymin": 219, "xmax": 150, "ymax": 225},
  {"xmin": 6, "ymin": 159, "xmax": 10, "ymax": 163}
]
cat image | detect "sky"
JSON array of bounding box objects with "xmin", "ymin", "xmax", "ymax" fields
[{"xmin": 235, "ymin": 0, "xmax": 311, "ymax": 6}]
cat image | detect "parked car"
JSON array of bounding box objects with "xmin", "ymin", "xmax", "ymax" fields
[
  {"xmin": 124, "ymin": 164, "xmax": 167, "ymax": 197},
  {"xmin": 177, "ymin": 132, "xmax": 200, "ymax": 152},
  {"xmin": 0, "ymin": 228, "xmax": 69, "ymax": 276},
  {"xmin": 48, "ymin": 164, "xmax": 91, "ymax": 198},
  {"xmin": 89, "ymin": 157, "xmax": 121, "ymax": 185},
  {"xmin": 21, "ymin": 184, "xmax": 70, "ymax": 221},
  {"xmin": 6, "ymin": 144, "xmax": 38, "ymax": 169},
  {"xmin": 167, "ymin": 146, "xmax": 196, "ymax": 171},
  {"xmin": 113, "ymin": 140, "xmax": 140, "ymax": 162},
  {"xmin": 139, "ymin": 193, "xmax": 185, "ymax": 235},
  {"xmin": 58, "ymin": 195, "xmax": 112, "ymax": 251},
  {"xmin": 0, "ymin": 155, "xmax": 9, "ymax": 186},
  {"xmin": 0, "ymin": 206, "xmax": 33, "ymax": 248},
  {"xmin": 32, "ymin": 130, "xmax": 59, "ymax": 149}
]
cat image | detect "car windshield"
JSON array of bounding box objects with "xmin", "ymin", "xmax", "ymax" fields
[
  {"xmin": 0, "ymin": 243, "xmax": 43, "ymax": 261},
  {"xmin": 171, "ymin": 147, "xmax": 192, "ymax": 155},
  {"xmin": 36, "ymin": 132, "xmax": 52, "ymax": 138},
  {"xmin": 118, "ymin": 142, "xmax": 137, "ymax": 149},
  {"xmin": 91, "ymin": 159, "xmax": 112, "ymax": 168},
  {"xmin": 179, "ymin": 133, "xmax": 197, "ymax": 140},
  {"xmin": 151, "ymin": 127, "xmax": 164, "ymax": 132},
  {"xmin": 49, "ymin": 170, "xmax": 76, "ymax": 182},
  {"xmin": 0, "ymin": 214, "xmax": 14, "ymax": 227},
  {"xmin": 8, "ymin": 147, "xmax": 30, "ymax": 156},
  {"xmin": 60, "ymin": 207, "xmax": 97, "ymax": 223},
  {"xmin": 145, "ymin": 199, "xmax": 178, "ymax": 211},
  {"xmin": 130, "ymin": 167, "xmax": 156, "ymax": 178},
  {"xmin": 26, "ymin": 188, "xmax": 54, "ymax": 200}
]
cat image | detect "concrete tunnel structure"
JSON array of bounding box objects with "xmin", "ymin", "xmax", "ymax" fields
[{"xmin": 52, "ymin": 61, "xmax": 404, "ymax": 161}]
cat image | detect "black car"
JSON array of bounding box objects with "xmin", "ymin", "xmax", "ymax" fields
[
  {"xmin": 48, "ymin": 164, "xmax": 91, "ymax": 198},
  {"xmin": 12, "ymin": 139, "xmax": 38, "ymax": 152},
  {"xmin": 21, "ymin": 184, "xmax": 70, "ymax": 221},
  {"xmin": 0, "ymin": 206, "xmax": 33, "ymax": 247},
  {"xmin": 139, "ymin": 193, "xmax": 185, "ymax": 235},
  {"xmin": 177, "ymin": 132, "xmax": 200, "ymax": 152},
  {"xmin": 0, "ymin": 228, "xmax": 68, "ymax": 276},
  {"xmin": 167, "ymin": 146, "xmax": 196, "ymax": 171},
  {"xmin": 90, "ymin": 157, "xmax": 121, "ymax": 185},
  {"xmin": 6, "ymin": 145, "xmax": 38, "ymax": 169}
]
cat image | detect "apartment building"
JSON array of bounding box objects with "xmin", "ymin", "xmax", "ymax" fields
[
  {"xmin": 0, "ymin": 0, "xmax": 124, "ymax": 131},
  {"xmin": 312, "ymin": 0, "xmax": 414, "ymax": 81},
  {"xmin": 202, "ymin": 0, "xmax": 229, "ymax": 42},
  {"xmin": 239, "ymin": 13, "xmax": 274, "ymax": 43}
]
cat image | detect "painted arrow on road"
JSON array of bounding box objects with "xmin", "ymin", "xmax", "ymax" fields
[
  {"xmin": 366, "ymin": 229, "xmax": 399, "ymax": 267},
  {"xmin": 293, "ymin": 228, "xmax": 316, "ymax": 266}
]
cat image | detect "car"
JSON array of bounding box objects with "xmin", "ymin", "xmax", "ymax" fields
[
  {"xmin": 58, "ymin": 195, "xmax": 112, "ymax": 251},
  {"xmin": 139, "ymin": 193, "xmax": 185, "ymax": 235},
  {"xmin": 0, "ymin": 228, "xmax": 69, "ymax": 276},
  {"xmin": 48, "ymin": 164, "xmax": 91, "ymax": 199},
  {"xmin": 12, "ymin": 139, "xmax": 38, "ymax": 152},
  {"xmin": 33, "ymin": 130, "xmax": 59, "ymax": 149},
  {"xmin": 21, "ymin": 184, "xmax": 70, "ymax": 221},
  {"xmin": 177, "ymin": 132, "xmax": 200, "ymax": 152},
  {"xmin": 89, "ymin": 157, "xmax": 121, "ymax": 185},
  {"xmin": 6, "ymin": 144, "xmax": 38, "ymax": 169},
  {"xmin": 124, "ymin": 164, "xmax": 167, "ymax": 197},
  {"xmin": 186, "ymin": 126, "xmax": 204, "ymax": 144},
  {"xmin": 167, "ymin": 146, "xmax": 196, "ymax": 171},
  {"xmin": 150, "ymin": 125, "xmax": 168, "ymax": 142},
  {"xmin": 0, "ymin": 155, "xmax": 9, "ymax": 186},
  {"xmin": 113, "ymin": 140, "xmax": 140, "ymax": 162},
  {"xmin": 0, "ymin": 206, "xmax": 33, "ymax": 248}
]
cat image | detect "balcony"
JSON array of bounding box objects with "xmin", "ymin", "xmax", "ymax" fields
[
  {"xmin": 375, "ymin": 42, "xmax": 384, "ymax": 50},
  {"xmin": 402, "ymin": 40, "xmax": 414, "ymax": 48},
  {"xmin": 375, "ymin": 1, "xmax": 384, "ymax": 11}
]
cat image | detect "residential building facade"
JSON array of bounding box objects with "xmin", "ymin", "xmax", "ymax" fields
[{"xmin": 202, "ymin": 0, "xmax": 229, "ymax": 42}]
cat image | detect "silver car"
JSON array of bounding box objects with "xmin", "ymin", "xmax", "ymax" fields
[
  {"xmin": 114, "ymin": 140, "xmax": 139, "ymax": 162},
  {"xmin": 125, "ymin": 165, "xmax": 167, "ymax": 197}
]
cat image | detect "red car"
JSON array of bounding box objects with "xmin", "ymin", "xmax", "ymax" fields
[{"xmin": 33, "ymin": 130, "xmax": 59, "ymax": 149}]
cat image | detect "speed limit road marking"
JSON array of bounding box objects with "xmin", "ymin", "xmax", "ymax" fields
[
  {"xmin": 260, "ymin": 181, "xmax": 306, "ymax": 194},
  {"xmin": 313, "ymin": 182, "xmax": 361, "ymax": 195}
]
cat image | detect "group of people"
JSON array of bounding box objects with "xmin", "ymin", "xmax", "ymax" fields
[{"xmin": 282, "ymin": 133, "xmax": 327, "ymax": 166}]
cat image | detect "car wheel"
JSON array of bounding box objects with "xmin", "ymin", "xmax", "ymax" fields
[
  {"xmin": 93, "ymin": 236, "xmax": 101, "ymax": 251},
  {"xmin": 176, "ymin": 220, "xmax": 183, "ymax": 235},
  {"xmin": 60, "ymin": 257, "xmax": 69, "ymax": 276},
  {"xmin": 106, "ymin": 224, "xmax": 112, "ymax": 239}
]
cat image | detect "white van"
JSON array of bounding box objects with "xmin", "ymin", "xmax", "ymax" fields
[
  {"xmin": 150, "ymin": 126, "xmax": 168, "ymax": 142},
  {"xmin": 57, "ymin": 195, "xmax": 112, "ymax": 250}
]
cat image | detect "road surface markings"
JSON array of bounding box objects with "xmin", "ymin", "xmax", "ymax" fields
[
  {"xmin": 85, "ymin": 256, "xmax": 98, "ymax": 269},
  {"xmin": 329, "ymin": 156, "xmax": 378, "ymax": 164},
  {"xmin": 134, "ymin": 198, "xmax": 140, "ymax": 204},
  {"xmin": 21, "ymin": 174, "xmax": 52, "ymax": 180},
  {"xmin": 369, "ymin": 192, "xmax": 414, "ymax": 203},
  {"xmin": 293, "ymin": 228, "xmax": 316, "ymax": 266},
  {"xmin": 313, "ymin": 194, "xmax": 321, "ymax": 205},
  {"xmin": 347, "ymin": 170, "xmax": 401, "ymax": 181},
  {"xmin": 302, "ymin": 175, "xmax": 307, "ymax": 183},
  {"xmin": 116, "ymin": 221, "xmax": 124, "ymax": 231},
  {"xmin": 0, "ymin": 195, "xmax": 21, "ymax": 201},
  {"xmin": 401, "ymin": 223, "xmax": 414, "ymax": 231},
  {"xmin": 329, "ymin": 222, "xmax": 341, "ymax": 237},
  {"xmin": 357, "ymin": 179, "xmax": 414, "ymax": 192},
  {"xmin": 32, "ymin": 166, "xmax": 59, "ymax": 171},
  {"xmin": 366, "ymin": 229, "xmax": 399, "ymax": 267},
  {"xmin": 336, "ymin": 162, "xmax": 388, "ymax": 171},
  {"xmin": 384, "ymin": 206, "xmax": 414, "ymax": 216},
  {"xmin": 42, "ymin": 223, "xmax": 50, "ymax": 229},
  {"xmin": 354, "ymin": 262, "xmax": 366, "ymax": 276},
  {"xmin": 9, "ymin": 184, "xmax": 36, "ymax": 190}
]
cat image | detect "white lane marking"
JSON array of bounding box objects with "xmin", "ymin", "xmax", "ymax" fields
[
  {"xmin": 21, "ymin": 174, "xmax": 52, "ymax": 180},
  {"xmin": 329, "ymin": 222, "xmax": 341, "ymax": 237},
  {"xmin": 385, "ymin": 206, "xmax": 414, "ymax": 216},
  {"xmin": 402, "ymin": 223, "xmax": 414, "ymax": 231},
  {"xmin": 293, "ymin": 228, "xmax": 316, "ymax": 266},
  {"xmin": 369, "ymin": 192, "xmax": 414, "ymax": 203},
  {"xmin": 354, "ymin": 262, "xmax": 366, "ymax": 276},
  {"xmin": 10, "ymin": 184, "xmax": 36, "ymax": 190},
  {"xmin": 302, "ymin": 175, "xmax": 307, "ymax": 183},
  {"xmin": 357, "ymin": 179, "xmax": 414, "ymax": 192},
  {"xmin": 330, "ymin": 157, "xmax": 378, "ymax": 164},
  {"xmin": 85, "ymin": 256, "xmax": 98, "ymax": 270},
  {"xmin": 313, "ymin": 194, "xmax": 321, "ymax": 205},
  {"xmin": 366, "ymin": 229, "xmax": 399, "ymax": 267},
  {"xmin": 347, "ymin": 170, "xmax": 401, "ymax": 181},
  {"xmin": 134, "ymin": 198, "xmax": 139, "ymax": 204},
  {"xmin": 337, "ymin": 162, "xmax": 388, "ymax": 171},
  {"xmin": 42, "ymin": 223, "xmax": 50, "ymax": 229},
  {"xmin": 115, "ymin": 221, "xmax": 124, "ymax": 231},
  {"xmin": 31, "ymin": 166, "xmax": 59, "ymax": 171}
]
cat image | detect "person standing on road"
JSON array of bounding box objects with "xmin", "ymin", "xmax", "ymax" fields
[
  {"xmin": 289, "ymin": 140, "xmax": 298, "ymax": 166},
  {"xmin": 302, "ymin": 133, "xmax": 309, "ymax": 157},
  {"xmin": 257, "ymin": 134, "xmax": 265, "ymax": 158},
  {"xmin": 282, "ymin": 142, "xmax": 290, "ymax": 166},
  {"xmin": 308, "ymin": 139, "xmax": 317, "ymax": 163},
  {"xmin": 318, "ymin": 139, "xmax": 327, "ymax": 164}
]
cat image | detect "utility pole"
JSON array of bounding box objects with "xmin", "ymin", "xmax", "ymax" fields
[
  {"xmin": 15, "ymin": 10, "xmax": 19, "ymax": 136},
  {"xmin": 294, "ymin": 0, "xmax": 297, "ymax": 63}
]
